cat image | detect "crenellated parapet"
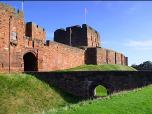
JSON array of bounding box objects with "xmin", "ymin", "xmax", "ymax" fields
[
  {"xmin": 54, "ymin": 24, "xmax": 101, "ymax": 47},
  {"xmin": 0, "ymin": 2, "xmax": 128, "ymax": 73},
  {"xmin": 0, "ymin": 3, "xmax": 24, "ymax": 18},
  {"xmin": 25, "ymin": 22, "xmax": 46, "ymax": 43},
  {"xmin": 82, "ymin": 24, "xmax": 100, "ymax": 47},
  {"xmin": 0, "ymin": 3, "xmax": 25, "ymax": 50}
]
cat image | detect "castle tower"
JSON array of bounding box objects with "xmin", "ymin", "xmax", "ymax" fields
[
  {"xmin": 0, "ymin": 3, "xmax": 25, "ymax": 72},
  {"xmin": 25, "ymin": 22, "xmax": 46, "ymax": 47},
  {"xmin": 25, "ymin": 22, "xmax": 46, "ymax": 43},
  {"xmin": 54, "ymin": 24, "xmax": 101, "ymax": 48},
  {"xmin": 0, "ymin": 3, "xmax": 25, "ymax": 49}
]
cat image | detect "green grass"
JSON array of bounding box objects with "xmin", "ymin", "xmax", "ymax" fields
[
  {"xmin": 95, "ymin": 85, "xmax": 107, "ymax": 96},
  {"xmin": 62, "ymin": 64, "xmax": 136, "ymax": 71},
  {"xmin": 48, "ymin": 85, "xmax": 152, "ymax": 114},
  {"xmin": 0, "ymin": 73, "xmax": 79, "ymax": 114},
  {"xmin": 0, "ymin": 65, "xmax": 148, "ymax": 114}
]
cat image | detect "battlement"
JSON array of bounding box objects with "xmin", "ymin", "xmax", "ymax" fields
[
  {"xmin": 56, "ymin": 28, "xmax": 66, "ymax": 31},
  {"xmin": 45, "ymin": 40, "xmax": 85, "ymax": 52},
  {"xmin": 82, "ymin": 24, "xmax": 99, "ymax": 35},
  {"xmin": 0, "ymin": 3, "xmax": 24, "ymax": 18},
  {"xmin": 0, "ymin": 3, "xmax": 15, "ymax": 13},
  {"xmin": 66, "ymin": 25, "xmax": 82, "ymax": 30},
  {"xmin": 25, "ymin": 22, "xmax": 46, "ymax": 43},
  {"xmin": 54, "ymin": 24, "xmax": 101, "ymax": 47},
  {"xmin": 0, "ymin": 2, "xmax": 128, "ymax": 73},
  {"xmin": 0, "ymin": 2, "xmax": 25, "ymax": 49},
  {"xmin": 26, "ymin": 22, "xmax": 45, "ymax": 31}
]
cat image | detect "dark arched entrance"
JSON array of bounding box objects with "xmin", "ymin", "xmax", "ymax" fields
[{"xmin": 23, "ymin": 52, "xmax": 38, "ymax": 71}]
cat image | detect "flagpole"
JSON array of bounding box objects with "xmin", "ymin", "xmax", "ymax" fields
[
  {"xmin": 85, "ymin": 8, "xmax": 87, "ymax": 24},
  {"xmin": 70, "ymin": 28, "xmax": 72, "ymax": 46},
  {"xmin": 22, "ymin": 0, "xmax": 24, "ymax": 11}
]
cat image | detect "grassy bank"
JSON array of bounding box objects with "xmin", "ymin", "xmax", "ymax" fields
[
  {"xmin": 48, "ymin": 85, "xmax": 152, "ymax": 114},
  {"xmin": 0, "ymin": 73, "xmax": 78, "ymax": 114},
  {"xmin": 0, "ymin": 65, "xmax": 142, "ymax": 114},
  {"xmin": 63, "ymin": 64, "xmax": 136, "ymax": 71}
]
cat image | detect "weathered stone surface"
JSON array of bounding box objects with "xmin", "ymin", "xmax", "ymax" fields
[
  {"xmin": 54, "ymin": 24, "xmax": 100, "ymax": 47},
  {"xmin": 0, "ymin": 3, "xmax": 128, "ymax": 73},
  {"xmin": 25, "ymin": 22, "xmax": 46, "ymax": 43},
  {"xmin": 30, "ymin": 71, "xmax": 152, "ymax": 98}
]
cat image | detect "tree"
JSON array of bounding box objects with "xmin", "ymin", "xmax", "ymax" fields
[{"xmin": 131, "ymin": 61, "xmax": 152, "ymax": 70}]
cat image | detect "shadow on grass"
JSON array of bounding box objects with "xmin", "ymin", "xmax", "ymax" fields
[
  {"xmin": 50, "ymin": 86, "xmax": 83, "ymax": 103},
  {"xmin": 25, "ymin": 72, "xmax": 83, "ymax": 104}
]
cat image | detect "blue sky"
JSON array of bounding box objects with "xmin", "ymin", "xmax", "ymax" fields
[{"xmin": 2, "ymin": 1, "xmax": 152, "ymax": 65}]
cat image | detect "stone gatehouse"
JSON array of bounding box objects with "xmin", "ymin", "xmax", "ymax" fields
[{"xmin": 0, "ymin": 3, "xmax": 128, "ymax": 72}]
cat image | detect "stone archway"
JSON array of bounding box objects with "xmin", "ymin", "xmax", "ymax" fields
[
  {"xmin": 88, "ymin": 82, "xmax": 110, "ymax": 98},
  {"xmin": 23, "ymin": 52, "xmax": 38, "ymax": 71},
  {"xmin": 94, "ymin": 85, "xmax": 107, "ymax": 97}
]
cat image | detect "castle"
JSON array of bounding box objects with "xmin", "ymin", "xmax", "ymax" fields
[{"xmin": 0, "ymin": 3, "xmax": 128, "ymax": 72}]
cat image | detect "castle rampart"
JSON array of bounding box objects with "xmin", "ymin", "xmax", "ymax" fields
[
  {"xmin": 85, "ymin": 47, "xmax": 126, "ymax": 65},
  {"xmin": 0, "ymin": 3, "xmax": 128, "ymax": 72},
  {"xmin": 38, "ymin": 41, "xmax": 85, "ymax": 71}
]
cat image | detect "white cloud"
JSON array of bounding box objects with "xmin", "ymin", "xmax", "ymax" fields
[
  {"xmin": 127, "ymin": 40, "xmax": 152, "ymax": 47},
  {"xmin": 126, "ymin": 39, "xmax": 152, "ymax": 50}
]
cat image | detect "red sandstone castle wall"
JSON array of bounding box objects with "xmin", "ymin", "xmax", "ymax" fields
[
  {"xmin": 96, "ymin": 48, "xmax": 107, "ymax": 64},
  {"xmin": 125, "ymin": 57, "xmax": 128, "ymax": 66},
  {"xmin": 0, "ymin": 3, "xmax": 25, "ymax": 49},
  {"xmin": 0, "ymin": 3, "xmax": 25, "ymax": 72},
  {"xmin": 106, "ymin": 49, "xmax": 115, "ymax": 64},
  {"xmin": 0, "ymin": 48, "xmax": 26, "ymax": 72},
  {"xmin": 0, "ymin": 3, "xmax": 46, "ymax": 72},
  {"xmin": 86, "ymin": 47, "xmax": 127, "ymax": 66},
  {"xmin": 116, "ymin": 52, "xmax": 121, "ymax": 65},
  {"xmin": 86, "ymin": 25, "xmax": 100, "ymax": 47},
  {"xmin": 38, "ymin": 41, "xmax": 85, "ymax": 71},
  {"xmin": 0, "ymin": 52, "xmax": 8, "ymax": 72},
  {"xmin": 121, "ymin": 54, "xmax": 125, "ymax": 65},
  {"xmin": 54, "ymin": 24, "xmax": 101, "ymax": 47},
  {"xmin": 25, "ymin": 22, "xmax": 46, "ymax": 43},
  {"xmin": 0, "ymin": 3, "xmax": 128, "ymax": 73}
]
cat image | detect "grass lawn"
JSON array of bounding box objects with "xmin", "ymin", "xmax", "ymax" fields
[
  {"xmin": 0, "ymin": 65, "xmax": 142, "ymax": 114},
  {"xmin": 62, "ymin": 64, "xmax": 136, "ymax": 71},
  {"xmin": 48, "ymin": 85, "xmax": 152, "ymax": 114},
  {"xmin": 0, "ymin": 73, "xmax": 79, "ymax": 114}
]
